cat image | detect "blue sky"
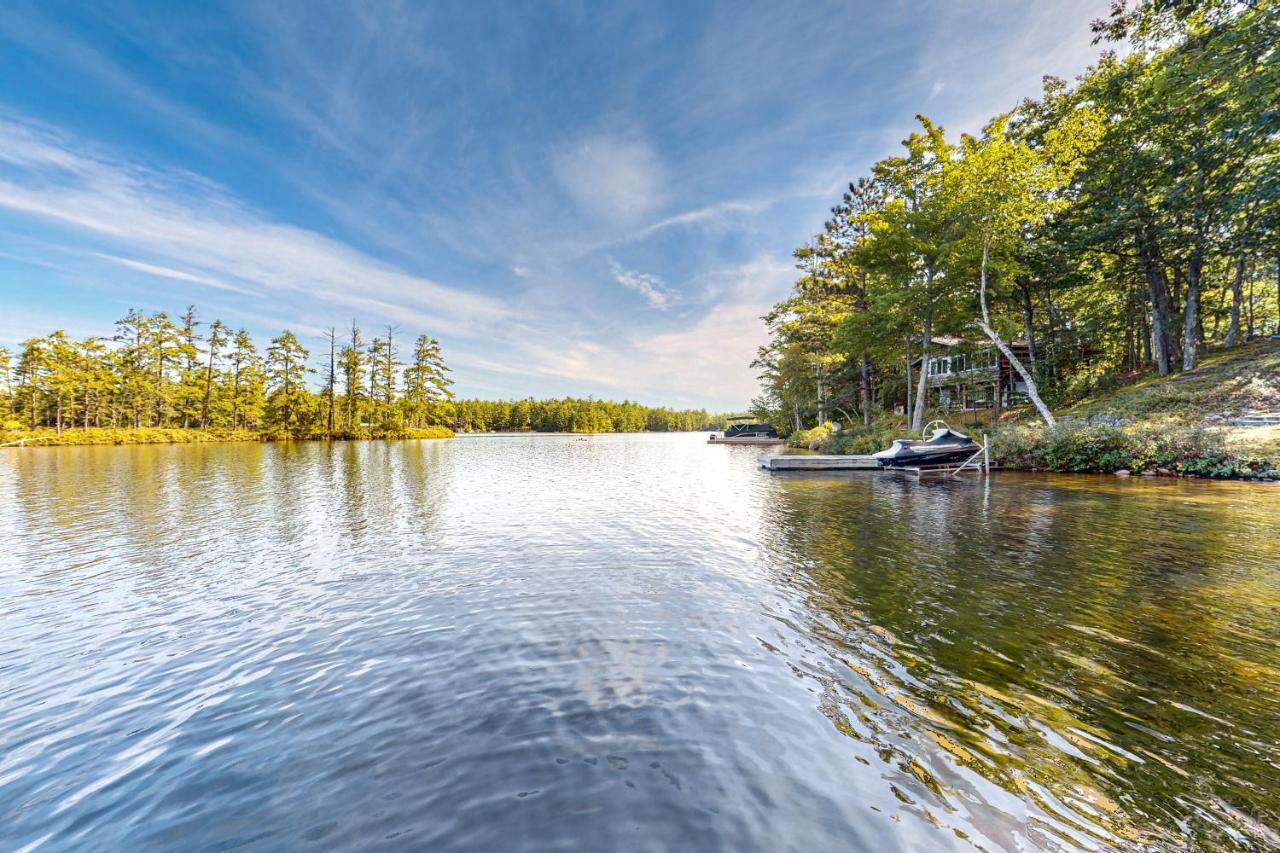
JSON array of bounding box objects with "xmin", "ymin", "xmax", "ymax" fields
[{"xmin": 0, "ymin": 1, "xmax": 1110, "ymax": 411}]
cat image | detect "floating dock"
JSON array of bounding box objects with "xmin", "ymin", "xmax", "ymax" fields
[
  {"xmin": 758, "ymin": 454, "xmax": 879, "ymax": 470},
  {"xmin": 709, "ymin": 436, "xmax": 785, "ymax": 446}
]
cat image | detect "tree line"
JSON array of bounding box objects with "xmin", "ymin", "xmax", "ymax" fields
[
  {"xmin": 452, "ymin": 398, "xmax": 719, "ymax": 434},
  {"xmin": 1, "ymin": 306, "xmax": 452, "ymax": 436},
  {"xmin": 0, "ymin": 305, "xmax": 719, "ymax": 437},
  {"xmin": 753, "ymin": 0, "xmax": 1278, "ymax": 435}
]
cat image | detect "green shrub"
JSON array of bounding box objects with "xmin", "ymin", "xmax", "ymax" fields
[
  {"xmin": 989, "ymin": 422, "xmax": 1048, "ymax": 469},
  {"xmin": 401, "ymin": 426, "xmax": 454, "ymax": 440},
  {"xmin": 991, "ymin": 420, "xmax": 1278, "ymax": 478},
  {"xmin": 787, "ymin": 422, "xmax": 834, "ymax": 449},
  {"xmin": 817, "ymin": 424, "xmax": 899, "ymax": 455},
  {"xmin": 1043, "ymin": 423, "xmax": 1132, "ymax": 472}
]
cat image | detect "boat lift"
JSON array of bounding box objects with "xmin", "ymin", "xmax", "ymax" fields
[{"xmin": 883, "ymin": 420, "xmax": 990, "ymax": 478}]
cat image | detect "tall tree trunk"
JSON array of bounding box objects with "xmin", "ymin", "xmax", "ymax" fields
[
  {"xmin": 1183, "ymin": 250, "xmax": 1204, "ymax": 371},
  {"xmin": 1226, "ymin": 255, "xmax": 1245, "ymax": 348},
  {"xmin": 860, "ymin": 353, "xmax": 871, "ymax": 427},
  {"xmin": 1135, "ymin": 225, "xmax": 1173, "ymax": 374},
  {"xmin": 200, "ymin": 348, "xmax": 215, "ymax": 428},
  {"xmin": 1125, "ymin": 307, "xmax": 1135, "ymax": 372},
  {"xmin": 1246, "ymin": 262, "xmax": 1255, "ymax": 340},
  {"xmin": 327, "ymin": 329, "xmax": 336, "ymax": 434},
  {"xmin": 232, "ymin": 366, "xmax": 241, "ymax": 431},
  {"xmin": 975, "ymin": 236, "xmax": 1055, "ymax": 427},
  {"xmin": 1139, "ymin": 289, "xmax": 1150, "ymax": 368},
  {"xmin": 904, "ymin": 334, "xmax": 913, "ymax": 427},
  {"xmin": 1017, "ymin": 277, "xmax": 1037, "ymax": 379},
  {"xmin": 815, "ymin": 357, "xmax": 825, "ymax": 425},
  {"xmin": 913, "ymin": 308, "xmax": 931, "ymax": 435}
]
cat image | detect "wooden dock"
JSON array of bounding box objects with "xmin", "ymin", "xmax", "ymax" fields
[
  {"xmin": 708, "ymin": 436, "xmax": 785, "ymax": 446},
  {"xmin": 758, "ymin": 454, "xmax": 879, "ymax": 471}
]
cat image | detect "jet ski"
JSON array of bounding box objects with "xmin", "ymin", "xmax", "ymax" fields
[{"xmin": 873, "ymin": 427, "xmax": 980, "ymax": 468}]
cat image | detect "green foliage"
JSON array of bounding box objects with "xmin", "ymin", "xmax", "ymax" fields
[
  {"xmin": 758, "ymin": 2, "xmax": 1280, "ymax": 436},
  {"xmin": 5, "ymin": 306, "xmax": 460, "ymax": 441},
  {"xmin": 2, "ymin": 304, "xmax": 725, "ymax": 444},
  {"xmin": 786, "ymin": 422, "xmax": 834, "ymax": 449},
  {"xmin": 991, "ymin": 420, "xmax": 1278, "ymax": 478},
  {"xmin": 451, "ymin": 398, "xmax": 718, "ymax": 434},
  {"xmin": 818, "ymin": 424, "xmax": 900, "ymax": 455}
]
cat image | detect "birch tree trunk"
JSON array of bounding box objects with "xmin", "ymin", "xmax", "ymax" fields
[
  {"xmin": 975, "ymin": 236, "xmax": 1055, "ymax": 428},
  {"xmin": 911, "ymin": 262, "xmax": 934, "ymax": 435},
  {"xmin": 912, "ymin": 309, "xmax": 930, "ymax": 435}
]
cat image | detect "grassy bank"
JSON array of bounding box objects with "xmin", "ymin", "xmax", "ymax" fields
[
  {"xmin": 0, "ymin": 425, "xmax": 454, "ymax": 447},
  {"xmin": 991, "ymin": 420, "xmax": 1277, "ymax": 479},
  {"xmin": 787, "ymin": 340, "xmax": 1280, "ymax": 480},
  {"xmin": 992, "ymin": 340, "xmax": 1280, "ymax": 479}
]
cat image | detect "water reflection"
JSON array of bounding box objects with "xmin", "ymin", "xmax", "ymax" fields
[
  {"xmin": 0, "ymin": 438, "xmax": 1276, "ymax": 851},
  {"xmin": 762, "ymin": 471, "xmax": 1280, "ymax": 849}
]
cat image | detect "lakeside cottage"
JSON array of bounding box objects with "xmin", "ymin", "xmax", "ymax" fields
[{"xmin": 915, "ymin": 337, "xmax": 1032, "ymax": 412}]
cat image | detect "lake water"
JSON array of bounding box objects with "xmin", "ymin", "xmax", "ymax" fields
[{"xmin": 2, "ymin": 433, "xmax": 1278, "ymax": 851}]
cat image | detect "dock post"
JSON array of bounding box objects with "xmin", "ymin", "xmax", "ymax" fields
[{"xmin": 982, "ymin": 434, "xmax": 990, "ymax": 471}]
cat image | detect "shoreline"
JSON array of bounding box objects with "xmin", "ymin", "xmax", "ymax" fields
[
  {"xmin": 0, "ymin": 426, "xmax": 718, "ymax": 448},
  {"xmin": 0, "ymin": 426, "xmax": 455, "ymax": 448}
]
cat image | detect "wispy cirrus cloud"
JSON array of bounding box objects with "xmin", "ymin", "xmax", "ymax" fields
[
  {"xmin": 92, "ymin": 254, "xmax": 256, "ymax": 297},
  {"xmin": 553, "ymin": 134, "xmax": 665, "ymax": 223},
  {"xmin": 0, "ymin": 119, "xmax": 510, "ymax": 339},
  {"xmin": 608, "ymin": 257, "xmax": 672, "ymax": 311}
]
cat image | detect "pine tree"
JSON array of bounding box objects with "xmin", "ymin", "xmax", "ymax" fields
[
  {"xmin": 402, "ymin": 334, "xmax": 453, "ymax": 427},
  {"xmin": 266, "ymin": 330, "xmax": 310, "ymax": 430},
  {"xmin": 340, "ymin": 320, "xmax": 365, "ymax": 431},
  {"xmin": 228, "ymin": 329, "xmax": 260, "ymax": 430},
  {"xmin": 0, "ymin": 346, "xmax": 12, "ymax": 420},
  {"xmin": 177, "ymin": 305, "xmax": 202, "ymax": 427},
  {"xmin": 323, "ymin": 326, "xmax": 337, "ymax": 434},
  {"xmin": 368, "ymin": 335, "xmax": 390, "ymax": 425},
  {"xmin": 113, "ymin": 309, "xmax": 151, "ymax": 428},
  {"xmin": 200, "ymin": 320, "xmax": 228, "ymax": 428},
  {"xmin": 17, "ymin": 337, "xmax": 48, "ymax": 429}
]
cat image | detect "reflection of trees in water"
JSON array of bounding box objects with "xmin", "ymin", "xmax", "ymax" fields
[{"xmin": 761, "ymin": 472, "xmax": 1280, "ymax": 849}]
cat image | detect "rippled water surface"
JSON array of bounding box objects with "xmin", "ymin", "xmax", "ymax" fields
[{"xmin": 2, "ymin": 434, "xmax": 1278, "ymax": 851}]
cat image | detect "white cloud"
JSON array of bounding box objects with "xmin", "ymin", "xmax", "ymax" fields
[
  {"xmin": 488, "ymin": 255, "xmax": 791, "ymax": 410},
  {"xmin": 608, "ymin": 257, "xmax": 671, "ymax": 311},
  {"xmin": 0, "ymin": 120, "xmax": 511, "ymax": 339},
  {"xmin": 553, "ymin": 134, "xmax": 665, "ymax": 222},
  {"xmin": 93, "ymin": 254, "xmax": 257, "ymax": 296}
]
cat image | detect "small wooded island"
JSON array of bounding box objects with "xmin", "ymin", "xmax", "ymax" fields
[{"xmin": 0, "ymin": 310, "xmax": 720, "ymax": 447}]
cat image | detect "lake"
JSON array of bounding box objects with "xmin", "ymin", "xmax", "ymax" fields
[{"xmin": 2, "ymin": 434, "xmax": 1277, "ymax": 851}]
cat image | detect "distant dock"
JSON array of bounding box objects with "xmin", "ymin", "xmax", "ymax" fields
[{"xmin": 708, "ymin": 436, "xmax": 785, "ymax": 446}]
